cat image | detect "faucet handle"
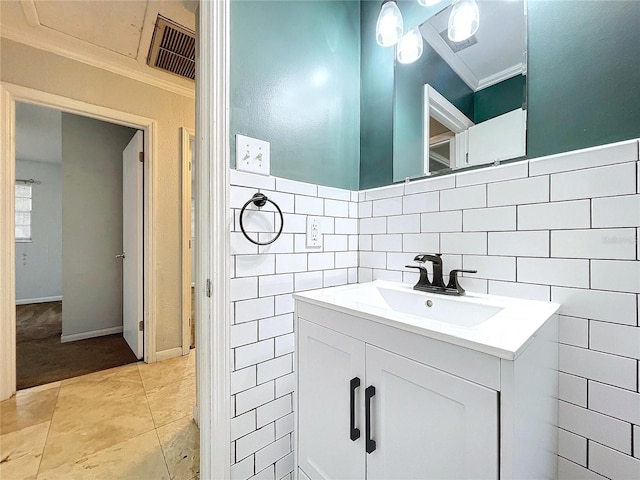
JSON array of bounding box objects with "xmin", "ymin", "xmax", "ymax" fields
[
  {"xmin": 446, "ymin": 269, "xmax": 477, "ymax": 296},
  {"xmin": 405, "ymin": 265, "xmax": 431, "ymax": 287}
]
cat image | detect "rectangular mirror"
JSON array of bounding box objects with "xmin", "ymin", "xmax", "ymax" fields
[{"xmin": 393, "ymin": 0, "xmax": 527, "ymax": 181}]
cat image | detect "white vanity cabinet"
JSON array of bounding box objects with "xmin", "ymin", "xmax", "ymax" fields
[
  {"xmin": 298, "ymin": 318, "xmax": 498, "ymax": 480},
  {"xmin": 295, "ymin": 286, "xmax": 559, "ymax": 480}
]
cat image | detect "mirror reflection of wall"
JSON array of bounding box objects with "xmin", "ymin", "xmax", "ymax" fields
[{"xmin": 392, "ymin": 0, "xmax": 527, "ymax": 182}]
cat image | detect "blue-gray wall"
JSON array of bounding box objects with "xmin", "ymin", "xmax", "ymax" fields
[{"xmin": 230, "ymin": 0, "xmax": 361, "ymax": 190}]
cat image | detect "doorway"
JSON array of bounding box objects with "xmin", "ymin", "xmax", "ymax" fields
[
  {"xmin": 12, "ymin": 102, "xmax": 144, "ymax": 390},
  {"xmin": 0, "ymin": 83, "xmax": 158, "ymax": 401},
  {"xmin": 182, "ymin": 127, "xmax": 196, "ymax": 354}
]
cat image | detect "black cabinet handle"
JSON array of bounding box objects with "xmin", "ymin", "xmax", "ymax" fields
[
  {"xmin": 350, "ymin": 377, "xmax": 361, "ymax": 441},
  {"xmin": 365, "ymin": 385, "xmax": 376, "ymax": 454}
]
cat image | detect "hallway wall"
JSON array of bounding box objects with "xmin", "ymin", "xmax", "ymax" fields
[{"xmin": 1, "ymin": 38, "xmax": 195, "ymax": 352}]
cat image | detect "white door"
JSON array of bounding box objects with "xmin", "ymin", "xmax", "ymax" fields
[
  {"xmin": 122, "ymin": 131, "xmax": 143, "ymax": 359},
  {"xmin": 298, "ymin": 319, "xmax": 366, "ymax": 480},
  {"xmin": 366, "ymin": 345, "xmax": 499, "ymax": 480}
]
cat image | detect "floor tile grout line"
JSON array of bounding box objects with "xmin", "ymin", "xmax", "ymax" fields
[{"xmin": 35, "ymin": 383, "xmax": 61, "ymax": 478}]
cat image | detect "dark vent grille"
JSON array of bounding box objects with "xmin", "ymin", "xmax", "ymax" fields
[{"xmin": 147, "ymin": 15, "xmax": 195, "ymax": 80}]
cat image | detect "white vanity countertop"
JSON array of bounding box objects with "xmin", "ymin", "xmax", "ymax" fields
[{"xmin": 294, "ymin": 281, "xmax": 560, "ymax": 360}]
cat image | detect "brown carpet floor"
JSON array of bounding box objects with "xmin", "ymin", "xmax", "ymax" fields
[{"xmin": 16, "ymin": 301, "xmax": 138, "ymax": 390}]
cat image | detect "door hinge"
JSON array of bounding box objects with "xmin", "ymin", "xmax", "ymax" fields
[
  {"xmin": 465, "ymin": 152, "xmax": 469, "ymax": 164},
  {"xmin": 138, "ymin": 321, "xmax": 144, "ymax": 331},
  {"xmin": 206, "ymin": 279, "xmax": 212, "ymax": 298},
  {"xmin": 189, "ymin": 161, "xmax": 192, "ymax": 171},
  {"xmin": 139, "ymin": 151, "xmax": 144, "ymax": 162},
  {"xmin": 188, "ymin": 239, "xmax": 191, "ymax": 249}
]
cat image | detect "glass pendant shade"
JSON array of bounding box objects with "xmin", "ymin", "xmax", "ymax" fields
[
  {"xmin": 448, "ymin": 0, "xmax": 480, "ymax": 42},
  {"xmin": 417, "ymin": 0, "xmax": 443, "ymax": 6},
  {"xmin": 396, "ymin": 27, "xmax": 424, "ymax": 64},
  {"xmin": 376, "ymin": 0, "xmax": 404, "ymax": 47}
]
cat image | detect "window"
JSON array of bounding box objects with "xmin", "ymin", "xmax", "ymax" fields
[{"xmin": 15, "ymin": 183, "xmax": 32, "ymax": 242}]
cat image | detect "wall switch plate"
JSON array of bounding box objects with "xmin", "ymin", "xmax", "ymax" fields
[
  {"xmin": 306, "ymin": 216, "xmax": 322, "ymax": 248},
  {"xmin": 236, "ymin": 134, "xmax": 271, "ymax": 176}
]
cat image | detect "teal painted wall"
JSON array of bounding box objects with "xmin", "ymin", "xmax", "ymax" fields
[
  {"xmin": 527, "ymin": 0, "xmax": 640, "ymax": 158},
  {"xmin": 474, "ymin": 75, "xmax": 526, "ymax": 124},
  {"xmin": 230, "ymin": 0, "xmax": 361, "ymax": 190},
  {"xmin": 361, "ymin": 0, "xmax": 640, "ymax": 188},
  {"xmin": 359, "ymin": 0, "xmax": 394, "ymax": 189}
]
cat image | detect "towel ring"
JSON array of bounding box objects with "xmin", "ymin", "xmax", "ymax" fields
[{"xmin": 239, "ymin": 192, "xmax": 284, "ymax": 246}]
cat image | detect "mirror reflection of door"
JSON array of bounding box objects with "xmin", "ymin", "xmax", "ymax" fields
[{"xmin": 428, "ymin": 117, "xmax": 454, "ymax": 173}]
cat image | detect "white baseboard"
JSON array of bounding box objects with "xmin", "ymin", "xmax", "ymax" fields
[
  {"xmin": 60, "ymin": 326, "xmax": 123, "ymax": 343},
  {"xmin": 156, "ymin": 347, "xmax": 183, "ymax": 362},
  {"xmin": 16, "ymin": 295, "xmax": 62, "ymax": 305}
]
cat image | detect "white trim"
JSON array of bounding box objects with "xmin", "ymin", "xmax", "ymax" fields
[
  {"xmin": 182, "ymin": 127, "xmax": 195, "ymax": 356},
  {"xmin": 156, "ymin": 347, "xmax": 184, "ymax": 362},
  {"xmin": 1, "ymin": 23, "xmax": 195, "ymax": 99},
  {"xmin": 16, "ymin": 296, "xmax": 62, "ymax": 305},
  {"xmin": 197, "ymin": 1, "xmax": 231, "ymax": 478},
  {"xmin": 0, "ymin": 82, "xmax": 157, "ymax": 400},
  {"xmin": 60, "ymin": 326, "xmax": 123, "ymax": 343},
  {"xmin": 424, "ymin": 84, "xmax": 474, "ymax": 174},
  {"xmin": 477, "ymin": 63, "xmax": 526, "ymax": 91}
]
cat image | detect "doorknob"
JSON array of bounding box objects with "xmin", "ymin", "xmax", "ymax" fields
[{"xmin": 115, "ymin": 253, "xmax": 125, "ymax": 259}]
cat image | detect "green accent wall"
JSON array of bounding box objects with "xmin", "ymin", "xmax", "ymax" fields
[
  {"xmin": 474, "ymin": 75, "xmax": 526, "ymax": 124},
  {"xmin": 230, "ymin": 0, "xmax": 361, "ymax": 190},
  {"xmin": 527, "ymin": 0, "xmax": 640, "ymax": 158},
  {"xmin": 359, "ymin": 0, "xmax": 395, "ymax": 190}
]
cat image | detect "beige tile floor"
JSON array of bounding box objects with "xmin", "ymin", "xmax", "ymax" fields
[{"xmin": 0, "ymin": 352, "xmax": 198, "ymax": 480}]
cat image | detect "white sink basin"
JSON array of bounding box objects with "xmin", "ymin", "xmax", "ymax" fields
[
  {"xmin": 294, "ymin": 280, "xmax": 560, "ymax": 359},
  {"xmin": 376, "ymin": 286, "xmax": 503, "ymax": 327}
]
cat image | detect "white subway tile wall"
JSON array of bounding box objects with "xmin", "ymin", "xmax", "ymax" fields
[
  {"xmin": 356, "ymin": 139, "xmax": 640, "ymax": 479},
  {"xmin": 230, "ymin": 173, "xmax": 358, "ymax": 480},
  {"xmin": 229, "ymin": 138, "xmax": 640, "ymax": 480}
]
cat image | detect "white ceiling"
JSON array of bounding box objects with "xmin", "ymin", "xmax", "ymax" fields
[
  {"xmin": 0, "ymin": 0, "xmax": 197, "ymax": 97},
  {"xmin": 420, "ymin": 0, "xmax": 526, "ymax": 91},
  {"xmin": 15, "ymin": 102, "xmax": 63, "ymax": 164}
]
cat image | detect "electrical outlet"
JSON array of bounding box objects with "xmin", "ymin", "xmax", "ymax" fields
[
  {"xmin": 235, "ymin": 134, "xmax": 270, "ymax": 176},
  {"xmin": 306, "ymin": 216, "xmax": 322, "ymax": 248}
]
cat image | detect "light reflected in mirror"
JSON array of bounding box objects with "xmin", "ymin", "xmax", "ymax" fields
[{"xmin": 393, "ymin": 0, "xmax": 527, "ymax": 181}]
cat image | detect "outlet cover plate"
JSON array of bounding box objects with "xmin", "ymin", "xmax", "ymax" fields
[
  {"xmin": 236, "ymin": 134, "xmax": 270, "ymax": 176},
  {"xmin": 306, "ymin": 216, "xmax": 322, "ymax": 248}
]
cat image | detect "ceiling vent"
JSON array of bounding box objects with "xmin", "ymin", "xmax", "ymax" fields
[
  {"xmin": 147, "ymin": 15, "xmax": 195, "ymax": 80},
  {"xmin": 439, "ymin": 28, "xmax": 477, "ymax": 54}
]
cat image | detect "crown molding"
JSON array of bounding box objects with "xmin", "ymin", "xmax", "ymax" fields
[{"xmin": 1, "ymin": 22, "xmax": 195, "ymax": 99}]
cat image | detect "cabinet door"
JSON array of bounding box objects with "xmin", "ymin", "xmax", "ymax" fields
[
  {"xmin": 366, "ymin": 345, "xmax": 499, "ymax": 480},
  {"xmin": 298, "ymin": 319, "xmax": 366, "ymax": 480}
]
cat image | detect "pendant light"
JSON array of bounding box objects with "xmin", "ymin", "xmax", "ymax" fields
[
  {"xmin": 376, "ymin": 0, "xmax": 404, "ymax": 47},
  {"xmin": 396, "ymin": 27, "xmax": 424, "ymax": 64},
  {"xmin": 417, "ymin": 0, "xmax": 443, "ymax": 6},
  {"xmin": 448, "ymin": 0, "xmax": 480, "ymax": 42}
]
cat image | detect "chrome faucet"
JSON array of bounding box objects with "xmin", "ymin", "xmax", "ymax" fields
[{"xmin": 405, "ymin": 254, "xmax": 477, "ymax": 296}]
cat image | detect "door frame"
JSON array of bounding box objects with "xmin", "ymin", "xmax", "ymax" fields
[
  {"xmin": 197, "ymin": 0, "xmax": 231, "ymax": 478},
  {"xmin": 181, "ymin": 127, "xmax": 195, "ymax": 355},
  {"xmin": 0, "ymin": 82, "xmax": 157, "ymax": 400}
]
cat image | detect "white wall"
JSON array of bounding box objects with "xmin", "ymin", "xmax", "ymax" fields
[
  {"xmin": 14, "ymin": 159, "xmax": 62, "ymax": 303},
  {"xmin": 229, "ymin": 170, "xmax": 359, "ymax": 479},
  {"xmin": 1, "ymin": 38, "xmax": 195, "ymax": 351},
  {"xmin": 61, "ymin": 113, "xmax": 136, "ymax": 338},
  {"xmin": 358, "ymin": 139, "xmax": 640, "ymax": 479}
]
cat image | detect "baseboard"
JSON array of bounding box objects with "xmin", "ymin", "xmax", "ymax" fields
[
  {"xmin": 60, "ymin": 326, "xmax": 123, "ymax": 343},
  {"xmin": 156, "ymin": 347, "xmax": 183, "ymax": 362},
  {"xmin": 16, "ymin": 295, "xmax": 62, "ymax": 305}
]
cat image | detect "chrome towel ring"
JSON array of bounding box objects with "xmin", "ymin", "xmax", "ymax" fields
[{"xmin": 239, "ymin": 192, "xmax": 284, "ymax": 246}]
